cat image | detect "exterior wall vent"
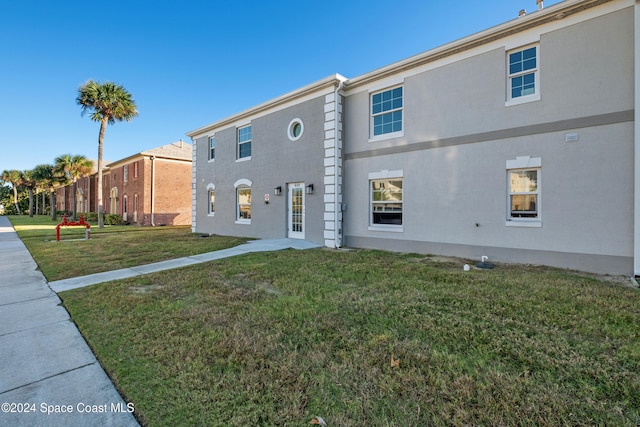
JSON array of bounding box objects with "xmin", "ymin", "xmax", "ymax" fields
[{"xmin": 565, "ymin": 132, "xmax": 579, "ymax": 143}]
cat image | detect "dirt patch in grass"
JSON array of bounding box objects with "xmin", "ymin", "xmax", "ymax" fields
[{"xmin": 129, "ymin": 284, "xmax": 165, "ymax": 294}]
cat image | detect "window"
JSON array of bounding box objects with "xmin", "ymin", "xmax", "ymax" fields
[
  {"xmin": 506, "ymin": 156, "xmax": 541, "ymax": 226},
  {"xmin": 208, "ymin": 190, "xmax": 215, "ymax": 215},
  {"xmin": 288, "ymin": 118, "xmax": 304, "ymax": 141},
  {"xmin": 209, "ymin": 136, "xmax": 216, "ymax": 161},
  {"xmin": 509, "ymin": 170, "xmax": 538, "ymax": 218},
  {"xmin": 507, "ymin": 45, "xmax": 538, "ymax": 102},
  {"xmin": 370, "ymin": 179, "xmax": 403, "ymax": 226},
  {"xmin": 133, "ymin": 161, "xmax": 139, "ymax": 179},
  {"xmin": 371, "ymin": 86, "xmax": 403, "ymax": 137},
  {"xmin": 123, "ymin": 165, "xmax": 128, "ymax": 182},
  {"xmin": 237, "ymin": 187, "xmax": 251, "ymax": 222},
  {"xmin": 237, "ymin": 125, "xmax": 252, "ymax": 160}
]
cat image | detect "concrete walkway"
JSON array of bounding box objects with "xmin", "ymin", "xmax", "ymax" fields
[
  {"xmin": 49, "ymin": 237, "xmax": 320, "ymax": 292},
  {"xmin": 0, "ymin": 216, "xmax": 139, "ymax": 426},
  {"xmin": 0, "ymin": 216, "xmax": 320, "ymax": 426}
]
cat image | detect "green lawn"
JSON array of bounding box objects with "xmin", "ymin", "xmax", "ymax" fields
[
  {"xmin": 8, "ymin": 215, "xmax": 640, "ymax": 425},
  {"xmin": 56, "ymin": 247, "xmax": 640, "ymax": 426},
  {"xmin": 8, "ymin": 215, "xmax": 248, "ymax": 281}
]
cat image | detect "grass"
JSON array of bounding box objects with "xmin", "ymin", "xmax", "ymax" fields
[
  {"xmin": 8, "ymin": 215, "xmax": 248, "ymax": 281},
  {"xmin": 8, "ymin": 215, "xmax": 640, "ymax": 425},
  {"xmin": 56, "ymin": 247, "xmax": 640, "ymax": 426}
]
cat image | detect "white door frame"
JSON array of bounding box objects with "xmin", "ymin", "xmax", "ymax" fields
[{"xmin": 288, "ymin": 182, "xmax": 305, "ymax": 239}]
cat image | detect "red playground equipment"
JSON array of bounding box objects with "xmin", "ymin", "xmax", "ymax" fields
[{"xmin": 56, "ymin": 215, "xmax": 91, "ymax": 241}]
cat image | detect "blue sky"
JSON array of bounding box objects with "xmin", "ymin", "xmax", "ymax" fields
[{"xmin": 0, "ymin": 0, "xmax": 560, "ymax": 173}]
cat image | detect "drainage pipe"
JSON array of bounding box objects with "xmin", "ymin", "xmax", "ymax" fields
[{"xmin": 634, "ymin": 1, "xmax": 640, "ymax": 276}]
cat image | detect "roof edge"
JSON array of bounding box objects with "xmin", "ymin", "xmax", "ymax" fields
[
  {"xmin": 186, "ymin": 73, "xmax": 347, "ymax": 138},
  {"xmin": 344, "ymin": 0, "xmax": 614, "ymax": 90}
]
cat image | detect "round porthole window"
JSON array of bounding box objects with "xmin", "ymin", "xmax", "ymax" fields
[{"xmin": 288, "ymin": 118, "xmax": 304, "ymax": 141}]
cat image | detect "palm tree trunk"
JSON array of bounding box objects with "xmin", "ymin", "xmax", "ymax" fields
[
  {"xmin": 28, "ymin": 188, "xmax": 34, "ymax": 217},
  {"xmin": 97, "ymin": 118, "xmax": 107, "ymax": 228},
  {"xmin": 13, "ymin": 186, "xmax": 19, "ymax": 214}
]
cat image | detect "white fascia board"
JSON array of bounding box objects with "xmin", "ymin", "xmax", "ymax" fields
[
  {"xmin": 187, "ymin": 74, "xmax": 347, "ymax": 139},
  {"xmin": 344, "ymin": 0, "xmax": 627, "ymax": 94}
]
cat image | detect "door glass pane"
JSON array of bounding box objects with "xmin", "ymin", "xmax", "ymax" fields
[{"xmin": 291, "ymin": 187, "xmax": 303, "ymax": 233}]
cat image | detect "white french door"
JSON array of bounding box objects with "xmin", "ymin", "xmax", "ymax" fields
[{"xmin": 288, "ymin": 183, "xmax": 305, "ymax": 239}]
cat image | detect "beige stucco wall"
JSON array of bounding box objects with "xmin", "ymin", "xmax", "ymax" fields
[{"xmin": 342, "ymin": 5, "xmax": 634, "ymax": 274}]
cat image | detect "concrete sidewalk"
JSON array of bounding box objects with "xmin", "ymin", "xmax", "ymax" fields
[
  {"xmin": 0, "ymin": 216, "xmax": 139, "ymax": 427},
  {"xmin": 0, "ymin": 216, "xmax": 321, "ymax": 426}
]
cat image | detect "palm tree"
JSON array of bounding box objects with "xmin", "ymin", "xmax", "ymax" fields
[
  {"xmin": 1, "ymin": 169, "xmax": 24, "ymax": 214},
  {"xmin": 22, "ymin": 169, "xmax": 37, "ymax": 217},
  {"xmin": 32, "ymin": 163, "xmax": 61, "ymax": 219},
  {"xmin": 76, "ymin": 80, "xmax": 138, "ymax": 228},
  {"xmin": 54, "ymin": 154, "xmax": 94, "ymax": 220}
]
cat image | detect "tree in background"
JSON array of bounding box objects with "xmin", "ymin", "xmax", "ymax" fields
[
  {"xmin": 32, "ymin": 163, "xmax": 60, "ymax": 219},
  {"xmin": 76, "ymin": 80, "xmax": 138, "ymax": 228},
  {"xmin": 0, "ymin": 184, "xmax": 10, "ymax": 214},
  {"xmin": 54, "ymin": 154, "xmax": 93, "ymax": 220},
  {"xmin": 21, "ymin": 169, "xmax": 37, "ymax": 217},
  {"xmin": 1, "ymin": 169, "xmax": 24, "ymax": 214}
]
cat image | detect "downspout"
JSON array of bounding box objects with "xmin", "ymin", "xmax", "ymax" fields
[
  {"xmin": 334, "ymin": 78, "xmax": 345, "ymax": 248},
  {"xmin": 635, "ymin": 0, "xmax": 640, "ymax": 276},
  {"xmin": 151, "ymin": 156, "xmax": 156, "ymax": 226}
]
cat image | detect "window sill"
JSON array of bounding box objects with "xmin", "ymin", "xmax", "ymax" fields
[
  {"xmin": 236, "ymin": 157, "xmax": 251, "ymax": 163},
  {"xmin": 368, "ymin": 225, "xmax": 404, "ymax": 233},
  {"xmin": 235, "ymin": 220, "xmax": 251, "ymax": 225},
  {"xmin": 208, "ymin": 159, "xmax": 215, "ymax": 163},
  {"xmin": 208, "ymin": 213, "xmax": 215, "ymax": 217},
  {"xmin": 368, "ymin": 131, "xmax": 404, "ymax": 143},
  {"xmin": 505, "ymin": 93, "xmax": 540, "ymax": 107},
  {"xmin": 505, "ymin": 220, "xmax": 541, "ymax": 228}
]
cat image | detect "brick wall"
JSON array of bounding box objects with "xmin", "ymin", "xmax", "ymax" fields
[{"xmin": 56, "ymin": 155, "xmax": 191, "ymax": 226}]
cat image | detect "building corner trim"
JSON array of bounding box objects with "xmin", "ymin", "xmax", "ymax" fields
[{"xmin": 323, "ymin": 80, "xmax": 345, "ymax": 248}]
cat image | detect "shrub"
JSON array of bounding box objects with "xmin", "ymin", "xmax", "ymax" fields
[
  {"xmin": 78, "ymin": 212, "xmax": 98, "ymax": 222},
  {"xmin": 104, "ymin": 214, "xmax": 123, "ymax": 225}
]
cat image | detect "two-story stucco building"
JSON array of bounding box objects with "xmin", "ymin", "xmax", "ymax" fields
[{"xmin": 188, "ymin": 0, "xmax": 639, "ymax": 275}]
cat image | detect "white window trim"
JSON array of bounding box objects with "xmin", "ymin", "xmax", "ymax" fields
[
  {"xmin": 208, "ymin": 136, "xmax": 215, "ymax": 162},
  {"xmin": 506, "ymin": 156, "xmax": 541, "ymax": 227},
  {"xmin": 505, "ymin": 44, "xmax": 540, "ymax": 107},
  {"xmin": 368, "ymin": 130, "xmax": 405, "ymax": 143},
  {"xmin": 207, "ymin": 183, "xmax": 215, "ymax": 217},
  {"xmin": 368, "ymin": 169, "xmax": 404, "ymax": 232},
  {"xmin": 234, "ymin": 179, "xmax": 252, "ymax": 224},
  {"xmin": 287, "ymin": 118, "xmax": 304, "ymax": 141},
  {"xmin": 237, "ymin": 125, "xmax": 252, "ymax": 161},
  {"xmin": 369, "ymin": 86, "xmax": 404, "ymax": 142}
]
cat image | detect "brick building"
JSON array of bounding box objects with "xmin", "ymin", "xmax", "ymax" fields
[
  {"xmin": 56, "ymin": 163, "xmax": 97, "ymax": 215},
  {"xmin": 57, "ymin": 141, "xmax": 192, "ymax": 226}
]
